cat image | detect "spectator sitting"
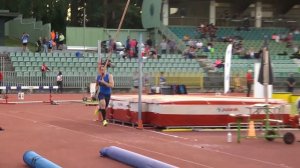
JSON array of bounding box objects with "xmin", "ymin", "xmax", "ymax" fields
[
  {"xmin": 183, "ymin": 35, "xmax": 190, "ymax": 45},
  {"xmin": 290, "ymin": 49, "xmax": 300, "ymax": 59},
  {"xmin": 183, "ymin": 46, "xmax": 196, "ymax": 59},
  {"xmin": 195, "ymin": 41, "xmax": 203, "ymax": 49},
  {"xmin": 271, "ymin": 33, "xmax": 277, "ymax": 40},
  {"xmin": 203, "ymin": 43, "xmax": 214, "ymax": 52},
  {"xmin": 233, "ymin": 40, "xmax": 244, "ymax": 55},
  {"xmin": 248, "ymin": 48, "xmax": 255, "ymax": 58},
  {"xmin": 271, "ymin": 33, "xmax": 280, "ymax": 43},
  {"xmin": 214, "ymin": 58, "xmax": 224, "ymax": 69},
  {"xmin": 149, "ymin": 48, "xmax": 159, "ymax": 59},
  {"xmin": 253, "ymin": 49, "xmax": 262, "ymax": 59}
]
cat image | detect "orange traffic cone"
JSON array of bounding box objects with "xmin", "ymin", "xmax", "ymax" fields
[{"xmin": 247, "ymin": 120, "xmax": 256, "ymax": 138}]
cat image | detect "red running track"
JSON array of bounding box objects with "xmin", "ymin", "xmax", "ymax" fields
[{"xmin": 0, "ymin": 94, "xmax": 299, "ymax": 168}]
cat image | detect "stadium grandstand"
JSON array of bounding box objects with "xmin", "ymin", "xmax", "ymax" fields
[{"xmin": 1, "ymin": 0, "xmax": 300, "ymax": 93}]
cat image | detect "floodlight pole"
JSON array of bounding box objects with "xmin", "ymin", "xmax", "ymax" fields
[
  {"xmin": 83, "ymin": 3, "xmax": 86, "ymax": 51},
  {"xmin": 137, "ymin": 33, "xmax": 143, "ymax": 129}
]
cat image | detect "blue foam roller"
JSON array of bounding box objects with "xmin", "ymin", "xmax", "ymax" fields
[
  {"xmin": 100, "ymin": 146, "xmax": 177, "ymax": 168},
  {"xmin": 23, "ymin": 151, "xmax": 62, "ymax": 168}
]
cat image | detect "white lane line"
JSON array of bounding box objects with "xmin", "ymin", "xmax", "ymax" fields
[
  {"xmin": 147, "ymin": 130, "xmax": 181, "ymax": 138},
  {"xmin": 5, "ymin": 111, "xmax": 290, "ymax": 168},
  {"xmin": 200, "ymin": 147, "xmax": 291, "ymax": 168}
]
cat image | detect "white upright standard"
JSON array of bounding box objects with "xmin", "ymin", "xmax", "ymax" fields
[
  {"xmin": 254, "ymin": 62, "xmax": 272, "ymax": 99},
  {"xmin": 224, "ymin": 43, "xmax": 233, "ymax": 94}
]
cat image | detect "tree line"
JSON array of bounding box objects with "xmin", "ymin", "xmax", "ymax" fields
[{"xmin": 0, "ymin": 0, "xmax": 143, "ymax": 32}]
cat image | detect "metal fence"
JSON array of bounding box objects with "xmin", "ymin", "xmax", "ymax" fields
[
  {"xmin": 1, "ymin": 71, "xmax": 133, "ymax": 89},
  {"xmin": 168, "ymin": 17, "xmax": 299, "ymax": 28},
  {"xmin": 2, "ymin": 71, "xmax": 296, "ymax": 92}
]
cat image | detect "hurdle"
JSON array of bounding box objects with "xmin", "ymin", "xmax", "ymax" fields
[{"xmin": 0, "ymin": 85, "xmax": 58, "ymax": 104}]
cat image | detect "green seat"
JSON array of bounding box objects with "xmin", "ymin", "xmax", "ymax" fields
[
  {"xmin": 71, "ymin": 67, "xmax": 77, "ymax": 72},
  {"xmin": 63, "ymin": 62, "xmax": 68, "ymax": 67},
  {"xmin": 34, "ymin": 67, "xmax": 40, "ymax": 71},
  {"xmin": 50, "ymin": 62, "xmax": 56, "ymax": 67},
  {"xmin": 69, "ymin": 62, "xmax": 75, "ymax": 67},
  {"xmin": 21, "ymin": 67, "xmax": 27, "ymax": 71},
  {"xmin": 49, "ymin": 58, "xmax": 55, "ymax": 62},
  {"xmin": 19, "ymin": 62, "xmax": 25, "ymax": 66},
  {"xmin": 27, "ymin": 67, "xmax": 33, "ymax": 71},
  {"xmin": 81, "ymin": 63, "xmax": 87, "ymax": 67},
  {"xmin": 54, "ymin": 58, "xmax": 60, "ymax": 62},
  {"xmin": 42, "ymin": 57, "xmax": 48, "ymax": 62},
  {"xmin": 15, "ymin": 67, "xmax": 21, "ymax": 71},
  {"xmin": 74, "ymin": 62, "xmax": 80, "ymax": 67},
  {"xmin": 18, "ymin": 57, "xmax": 24, "ymax": 62},
  {"xmin": 61, "ymin": 57, "xmax": 67, "ymax": 62},
  {"xmin": 11, "ymin": 57, "xmax": 17, "ymax": 62},
  {"xmin": 67, "ymin": 58, "xmax": 72, "ymax": 62},
  {"xmin": 12, "ymin": 62, "xmax": 18, "ymax": 67},
  {"xmin": 22, "ymin": 53, "xmax": 28, "ymax": 57},
  {"xmin": 30, "ymin": 57, "xmax": 36, "ymax": 62},
  {"xmin": 46, "ymin": 53, "xmax": 52, "ymax": 57},
  {"xmin": 65, "ymin": 67, "xmax": 71, "ymax": 72},
  {"xmin": 73, "ymin": 58, "xmax": 79, "ymax": 63},
  {"xmin": 87, "ymin": 63, "xmax": 93, "ymax": 67},
  {"xmin": 36, "ymin": 57, "xmax": 42, "ymax": 62},
  {"xmin": 78, "ymin": 58, "xmax": 84, "ymax": 62},
  {"xmin": 53, "ymin": 53, "xmax": 59, "ymax": 57}
]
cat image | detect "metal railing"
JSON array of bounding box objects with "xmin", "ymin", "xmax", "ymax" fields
[
  {"xmin": 168, "ymin": 17, "xmax": 300, "ymax": 28},
  {"xmin": 2, "ymin": 71, "xmax": 296, "ymax": 92},
  {"xmin": 1, "ymin": 71, "xmax": 133, "ymax": 89}
]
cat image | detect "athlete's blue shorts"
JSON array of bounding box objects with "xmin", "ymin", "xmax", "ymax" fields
[{"xmin": 98, "ymin": 93, "xmax": 111, "ymax": 108}]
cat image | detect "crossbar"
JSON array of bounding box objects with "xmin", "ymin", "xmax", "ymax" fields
[{"xmin": 0, "ymin": 86, "xmax": 58, "ymax": 90}]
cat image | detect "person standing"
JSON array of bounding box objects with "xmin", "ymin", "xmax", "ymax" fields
[
  {"xmin": 56, "ymin": 71, "xmax": 63, "ymax": 93},
  {"xmin": 160, "ymin": 39, "xmax": 167, "ymax": 54},
  {"xmin": 95, "ymin": 65, "xmax": 114, "ymax": 126},
  {"xmin": 234, "ymin": 73, "xmax": 242, "ymax": 93},
  {"xmin": 286, "ymin": 73, "xmax": 296, "ymax": 93},
  {"xmin": 21, "ymin": 32, "xmax": 29, "ymax": 52},
  {"xmin": 58, "ymin": 33, "xmax": 65, "ymax": 50},
  {"xmin": 0, "ymin": 71, "xmax": 3, "ymax": 95},
  {"xmin": 246, "ymin": 69, "xmax": 253, "ymax": 97},
  {"xmin": 35, "ymin": 37, "xmax": 42, "ymax": 52}
]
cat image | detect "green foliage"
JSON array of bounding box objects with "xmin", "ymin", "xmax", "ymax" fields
[{"xmin": 2, "ymin": 0, "xmax": 143, "ymax": 31}]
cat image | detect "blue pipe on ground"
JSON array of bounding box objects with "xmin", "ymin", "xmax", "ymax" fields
[
  {"xmin": 23, "ymin": 151, "xmax": 62, "ymax": 168},
  {"xmin": 100, "ymin": 146, "xmax": 177, "ymax": 168}
]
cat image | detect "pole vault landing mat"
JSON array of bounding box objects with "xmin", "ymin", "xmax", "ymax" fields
[{"xmin": 107, "ymin": 94, "xmax": 296, "ymax": 128}]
